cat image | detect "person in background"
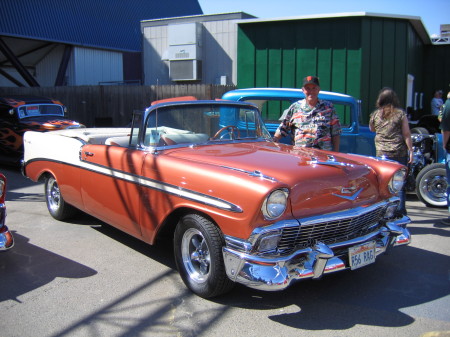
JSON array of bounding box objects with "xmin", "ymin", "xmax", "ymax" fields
[
  {"xmin": 431, "ymin": 89, "xmax": 444, "ymax": 116},
  {"xmin": 273, "ymin": 76, "xmax": 341, "ymax": 151},
  {"xmin": 438, "ymin": 91, "xmax": 450, "ymax": 226},
  {"xmin": 369, "ymin": 87, "xmax": 413, "ymax": 216}
]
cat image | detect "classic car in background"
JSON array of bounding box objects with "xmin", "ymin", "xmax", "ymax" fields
[
  {"xmin": 0, "ymin": 173, "xmax": 14, "ymax": 251},
  {"xmin": 0, "ymin": 95, "xmax": 84, "ymax": 165},
  {"xmin": 222, "ymin": 88, "xmax": 447, "ymax": 207},
  {"xmin": 23, "ymin": 99, "xmax": 410, "ymax": 298}
]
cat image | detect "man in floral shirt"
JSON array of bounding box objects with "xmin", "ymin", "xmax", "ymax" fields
[{"xmin": 273, "ymin": 76, "xmax": 341, "ymax": 151}]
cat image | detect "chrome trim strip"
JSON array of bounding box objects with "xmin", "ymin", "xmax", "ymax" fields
[
  {"xmin": 219, "ymin": 165, "xmax": 278, "ymax": 182},
  {"xmin": 308, "ymin": 156, "xmax": 354, "ymax": 167},
  {"xmin": 26, "ymin": 156, "xmax": 242, "ymax": 213},
  {"xmin": 79, "ymin": 159, "xmax": 243, "ymax": 213}
]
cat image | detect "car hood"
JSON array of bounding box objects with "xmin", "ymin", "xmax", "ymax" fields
[
  {"xmin": 165, "ymin": 142, "xmax": 388, "ymax": 218},
  {"xmin": 20, "ymin": 117, "xmax": 84, "ymax": 131}
]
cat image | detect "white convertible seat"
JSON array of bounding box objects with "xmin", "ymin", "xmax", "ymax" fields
[
  {"xmin": 105, "ymin": 136, "xmax": 130, "ymax": 147},
  {"xmin": 162, "ymin": 133, "xmax": 209, "ymax": 145}
]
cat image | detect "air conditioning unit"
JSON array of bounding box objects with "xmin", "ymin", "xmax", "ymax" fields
[
  {"xmin": 167, "ymin": 22, "xmax": 202, "ymax": 81},
  {"xmin": 170, "ymin": 60, "xmax": 202, "ymax": 81}
]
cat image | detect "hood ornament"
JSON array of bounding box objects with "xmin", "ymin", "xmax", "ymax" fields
[
  {"xmin": 308, "ymin": 156, "xmax": 354, "ymax": 168},
  {"xmin": 332, "ymin": 187, "xmax": 363, "ymax": 201}
]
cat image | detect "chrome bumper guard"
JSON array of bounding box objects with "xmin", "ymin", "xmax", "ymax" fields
[{"xmin": 223, "ymin": 215, "xmax": 410, "ymax": 291}]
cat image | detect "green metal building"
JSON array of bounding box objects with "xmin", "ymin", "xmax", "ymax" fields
[{"xmin": 237, "ymin": 13, "xmax": 450, "ymax": 123}]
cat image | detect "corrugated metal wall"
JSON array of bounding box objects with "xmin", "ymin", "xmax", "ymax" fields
[
  {"xmin": 68, "ymin": 47, "xmax": 124, "ymax": 85},
  {"xmin": 237, "ymin": 17, "xmax": 426, "ymax": 123},
  {"xmin": 202, "ymin": 20, "xmax": 238, "ymax": 85},
  {"xmin": 0, "ymin": 0, "xmax": 203, "ymax": 52},
  {"xmin": 143, "ymin": 25, "xmax": 170, "ymax": 84},
  {"xmin": 237, "ymin": 18, "xmax": 363, "ymax": 96},
  {"xmin": 360, "ymin": 17, "xmax": 423, "ymax": 118}
]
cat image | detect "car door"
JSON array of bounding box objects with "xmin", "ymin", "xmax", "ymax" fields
[{"xmin": 79, "ymin": 144, "xmax": 146, "ymax": 238}]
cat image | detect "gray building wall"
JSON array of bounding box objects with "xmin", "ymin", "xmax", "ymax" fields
[{"xmin": 141, "ymin": 13, "xmax": 254, "ymax": 85}]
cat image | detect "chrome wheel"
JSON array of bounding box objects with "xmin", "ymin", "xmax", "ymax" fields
[
  {"xmin": 44, "ymin": 174, "xmax": 78, "ymax": 220},
  {"xmin": 46, "ymin": 176, "xmax": 61, "ymax": 213},
  {"xmin": 181, "ymin": 228, "xmax": 210, "ymax": 283},
  {"xmin": 174, "ymin": 213, "xmax": 234, "ymax": 298},
  {"xmin": 416, "ymin": 163, "xmax": 447, "ymax": 207}
]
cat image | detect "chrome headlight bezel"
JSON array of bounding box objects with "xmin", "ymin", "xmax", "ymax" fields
[
  {"xmin": 261, "ymin": 188, "xmax": 289, "ymax": 220},
  {"xmin": 389, "ymin": 168, "xmax": 407, "ymax": 194}
]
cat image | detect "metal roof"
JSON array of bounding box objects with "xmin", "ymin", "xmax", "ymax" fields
[{"xmin": 0, "ymin": 0, "xmax": 203, "ymax": 52}]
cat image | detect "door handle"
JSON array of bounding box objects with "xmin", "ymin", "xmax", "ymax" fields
[{"xmin": 84, "ymin": 151, "xmax": 94, "ymax": 157}]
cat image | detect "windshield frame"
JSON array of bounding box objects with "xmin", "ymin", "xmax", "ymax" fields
[{"xmin": 139, "ymin": 100, "xmax": 273, "ymax": 149}]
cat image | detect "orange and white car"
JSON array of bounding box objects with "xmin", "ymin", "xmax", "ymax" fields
[{"xmin": 22, "ymin": 99, "xmax": 410, "ymax": 298}]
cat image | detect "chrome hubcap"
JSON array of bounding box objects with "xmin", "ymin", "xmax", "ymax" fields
[
  {"xmin": 181, "ymin": 228, "xmax": 210, "ymax": 282},
  {"xmin": 46, "ymin": 177, "xmax": 61, "ymax": 211}
]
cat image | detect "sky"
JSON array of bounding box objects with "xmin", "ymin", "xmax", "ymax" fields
[{"xmin": 197, "ymin": 0, "xmax": 449, "ymax": 37}]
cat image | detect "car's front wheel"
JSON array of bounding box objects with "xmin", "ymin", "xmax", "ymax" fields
[
  {"xmin": 416, "ymin": 163, "xmax": 447, "ymax": 207},
  {"xmin": 45, "ymin": 175, "xmax": 78, "ymax": 220},
  {"xmin": 174, "ymin": 213, "xmax": 234, "ymax": 298}
]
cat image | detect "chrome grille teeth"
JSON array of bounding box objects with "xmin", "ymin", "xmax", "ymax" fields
[{"xmin": 278, "ymin": 206, "xmax": 385, "ymax": 253}]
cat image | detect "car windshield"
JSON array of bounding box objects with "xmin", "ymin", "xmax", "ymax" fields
[
  {"xmin": 138, "ymin": 102, "xmax": 272, "ymax": 147},
  {"xmin": 245, "ymin": 98, "xmax": 354, "ymax": 128},
  {"xmin": 17, "ymin": 104, "xmax": 65, "ymax": 119}
]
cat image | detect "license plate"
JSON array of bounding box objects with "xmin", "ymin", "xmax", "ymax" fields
[{"xmin": 349, "ymin": 241, "xmax": 376, "ymax": 270}]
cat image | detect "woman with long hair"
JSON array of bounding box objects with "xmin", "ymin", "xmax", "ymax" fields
[{"xmin": 369, "ymin": 87, "xmax": 413, "ymax": 215}]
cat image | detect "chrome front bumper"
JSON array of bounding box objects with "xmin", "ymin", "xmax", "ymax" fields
[{"xmin": 223, "ymin": 216, "xmax": 410, "ymax": 291}]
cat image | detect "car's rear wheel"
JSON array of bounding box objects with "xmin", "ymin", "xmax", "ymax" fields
[
  {"xmin": 416, "ymin": 163, "xmax": 447, "ymax": 207},
  {"xmin": 174, "ymin": 213, "xmax": 234, "ymax": 298},
  {"xmin": 45, "ymin": 175, "xmax": 78, "ymax": 220}
]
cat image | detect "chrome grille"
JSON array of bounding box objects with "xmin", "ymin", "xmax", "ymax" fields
[{"xmin": 278, "ymin": 206, "xmax": 386, "ymax": 253}]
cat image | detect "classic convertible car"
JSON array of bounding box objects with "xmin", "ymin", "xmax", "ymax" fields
[
  {"xmin": 22, "ymin": 99, "xmax": 411, "ymax": 298},
  {"xmin": 0, "ymin": 173, "xmax": 14, "ymax": 251},
  {"xmin": 0, "ymin": 95, "xmax": 84, "ymax": 165}
]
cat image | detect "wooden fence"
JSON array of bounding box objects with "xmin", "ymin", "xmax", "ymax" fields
[{"xmin": 0, "ymin": 84, "xmax": 236, "ymax": 127}]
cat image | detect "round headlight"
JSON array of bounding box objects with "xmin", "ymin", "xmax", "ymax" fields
[
  {"xmin": 389, "ymin": 168, "xmax": 407, "ymax": 194},
  {"xmin": 262, "ymin": 188, "xmax": 288, "ymax": 220}
]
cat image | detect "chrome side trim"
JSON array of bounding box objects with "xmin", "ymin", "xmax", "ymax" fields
[
  {"xmin": 79, "ymin": 159, "xmax": 243, "ymax": 213},
  {"xmin": 219, "ymin": 165, "xmax": 278, "ymax": 182},
  {"xmin": 308, "ymin": 156, "xmax": 354, "ymax": 167}
]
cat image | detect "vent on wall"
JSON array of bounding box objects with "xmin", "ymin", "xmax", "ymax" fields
[{"xmin": 170, "ymin": 60, "xmax": 202, "ymax": 81}]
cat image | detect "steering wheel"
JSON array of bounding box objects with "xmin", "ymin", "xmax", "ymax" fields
[{"xmin": 212, "ymin": 125, "xmax": 240, "ymax": 140}]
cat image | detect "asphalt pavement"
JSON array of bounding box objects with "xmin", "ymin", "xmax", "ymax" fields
[{"xmin": 1, "ymin": 165, "xmax": 449, "ymax": 337}]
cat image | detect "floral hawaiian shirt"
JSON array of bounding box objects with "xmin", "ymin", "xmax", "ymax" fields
[{"xmin": 276, "ymin": 99, "xmax": 342, "ymax": 150}]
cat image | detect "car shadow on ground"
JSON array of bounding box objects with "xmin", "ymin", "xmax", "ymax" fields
[
  {"xmin": 213, "ymin": 242, "xmax": 450, "ymax": 330},
  {"xmin": 0, "ymin": 231, "xmax": 97, "ymax": 304}
]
